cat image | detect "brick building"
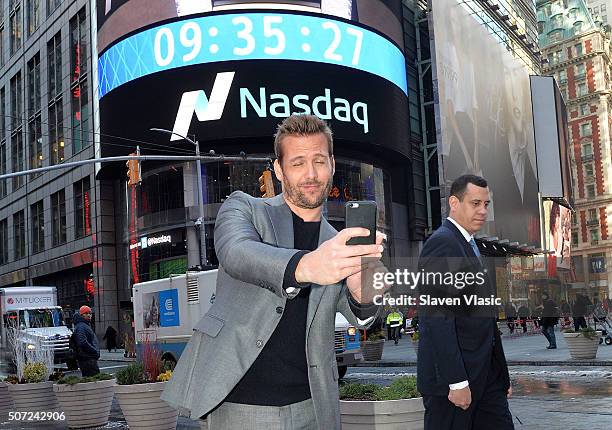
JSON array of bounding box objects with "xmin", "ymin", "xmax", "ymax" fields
[{"xmin": 538, "ymin": 0, "xmax": 612, "ymax": 299}]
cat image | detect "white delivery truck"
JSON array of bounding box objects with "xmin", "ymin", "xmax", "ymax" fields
[
  {"xmin": 133, "ymin": 270, "xmax": 362, "ymax": 377},
  {"xmin": 132, "ymin": 270, "xmax": 218, "ymax": 366},
  {"xmin": 0, "ymin": 287, "xmax": 74, "ymax": 367}
]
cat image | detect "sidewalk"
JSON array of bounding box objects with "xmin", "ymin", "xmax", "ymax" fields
[{"xmin": 358, "ymin": 327, "xmax": 612, "ymax": 367}]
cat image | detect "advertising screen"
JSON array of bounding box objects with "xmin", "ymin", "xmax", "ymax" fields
[
  {"xmin": 97, "ymin": 10, "xmax": 409, "ymax": 165},
  {"xmin": 96, "ymin": 0, "xmax": 402, "ymax": 53},
  {"xmin": 431, "ymin": 0, "xmax": 540, "ymax": 247},
  {"xmin": 543, "ymin": 200, "xmax": 572, "ymax": 270}
]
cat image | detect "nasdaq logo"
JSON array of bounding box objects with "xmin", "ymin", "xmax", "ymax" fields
[{"xmin": 171, "ymin": 71, "xmax": 236, "ymax": 141}]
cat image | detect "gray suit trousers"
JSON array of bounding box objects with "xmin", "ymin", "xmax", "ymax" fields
[{"xmin": 205, "ymin": 399, "xmax": 316, "ymax": 430}]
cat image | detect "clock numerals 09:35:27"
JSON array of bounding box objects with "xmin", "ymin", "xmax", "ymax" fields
[{"xmin": 153, "ymin": 15, "xmax": 364, "ymax": 67}]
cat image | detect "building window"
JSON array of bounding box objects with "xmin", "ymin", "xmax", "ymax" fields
[
  {"xmin": 589, "ymin": 208, "xmax": 597, "ymax": 220},
  {"xmin": 0, "ymin": 87, "xmax": 6, "ymax": 199},
  {"xmin": 585, "ymin": 162, "xmax": 594, "ymax": 177},
  {"xmin": 572, "ymin": 230, "xmax": 579, "ymax": 246},
  {"xmin": 70, "ymin": 8, "xmax": 89, "ymax": 154},
  {"xmin": 590, "ymin": 229, "xmax": 600, "ymax": 243},
  {"xmin": 47, "ymin": 0, "xmax": 61, "ymax": 16},
  {"xmin": 576, "ymin": 63, "xmax": 586, "ymax": 79},
  {"xmin": 573, "ymin": 21, "xmax": 583, "ymax": 34},
  {"xmin": 48, "ymin": 32, "xmax": 61, "ymax": 98},
  {"xmin": 594, "ymin": 6, "xmax": 599, "ymax": 14},
  {"xmin": 575, "ymin": 43, "xmax": 583, "ymax": 56},
  {"xmin": 580, "ymin": 103, "xmax": 589, "ymax": 116},
  {"xmin": 10, "ymin": 72, "xmax": 24, "ymax": 190},
  {"xmin": 0, "ymin": 218, "xmax": 7, "ymax": 264},
  {"xmin": 537, "ymin": 21, "xmax": 544, "ymax": 34},
  {"xmin": 580, "ymin": 122, "xmax": 592, "ymax": 136},
  {"xmin": 74, "ymin": 176, "xmax": 91, "ymax": 238},
  {"xmin": 13, "ymin": 209, "xmax": 25, "ymax": 260},
  {"xmin": 48, "ymin": 32, "xmax": 64, "ymax": 165},
  {"xmin": 9, "ymin": 0, "xmax": 22, "ymax": 56},
  {"xmin": 31, "ymin": 199, "xmax": 44, "ymax": 253},
  {"xmin": 0, "ymin": 22, "xmax": 5, "ymax": 67},
  {"xmin": 549, "ymin": 30, "xmax": 563, "ymax": 42},
  {"xmin": 587, "ymin": 184, "xmax": 596, "ymax": 198},
  {"xmin": 26, "ymin": 0, "xmax": 40, "ymax": 36},
  {"xmin": 559, "ymin": 70, "xmax": 567, "ymax": 84},
  {"xmin": 603, "ymin": 15, "xmax": 608, "ymax": 23},
  {"xmin": 27, "ymin": 53, "xmax": 42, "ymax": 172},
  {"xmin": 602, "ymin": 4, "xmax": 607, "ymax": 13},
  {"xmin": 51, "ymin": 189, "xmax": 66, "ymax": 246}
]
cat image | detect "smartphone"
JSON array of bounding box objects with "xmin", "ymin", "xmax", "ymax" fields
[{"xmin": 345, "ymin": 201, "xmax": 377, "ymax": 245}]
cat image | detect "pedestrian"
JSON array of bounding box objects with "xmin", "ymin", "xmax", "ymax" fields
[
  {"xmin": 417, "ymin": 175, "xmax": 513, "ymax": 430},
  {"xmin": 505, "ymin": 302, "xmax": 517, "ymax": 334},
  {"xmin": 72, "ymin": 305, "xmax": 100, "ymax": 377},
  {"xmin": 386, "ymin": 309, "xmax": 403, "ymax": 344},
  {"xmin": 162, "ymin": 114, "xmax": 386, "ymax": 429},
  {"xmin": 572, "ymin": 293, "xmax": 589, "ymax": 331},
  {"xmin": 539, "ymin": 292, "xmax": 558, "ymax": 349},
  {"xmin": 103, "ymin": 325, "xmax": 118, "ymax": 352},
  {"xmin": 517, "ymin": 304, "xmax": 529, "ymax": 333}
]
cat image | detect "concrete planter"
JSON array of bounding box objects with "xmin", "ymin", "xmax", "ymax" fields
[
  {"xmin": 7, "ymin": 381, "xmax": 59, "ymax": 414},
  {"xmin": 362, "ymin": 339, "xmax": 385, "ymax": 361},
  {"xmin": 53, "ymin": 379, "xmax": 116, "ymax": 428},
  {"xmin": 340, "ymin": 397, "xmax": 425, "ymax": 429},
  {"xmin": 115, "ymin": 381, "xmax": 178, "ymax": 430},
  {"xmin": 0, "ymin": 381, "xmax": 13, "ymax": 420},
  {"xmin": 563, "ymin": 331, "xmax": 600, "ymax": 359}
]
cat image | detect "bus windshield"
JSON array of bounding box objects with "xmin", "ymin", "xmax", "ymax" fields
[{"xmin": 18, "ymin": 308, "xmax": 64, "ymax": 329}]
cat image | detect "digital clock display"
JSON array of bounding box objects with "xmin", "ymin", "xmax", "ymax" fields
[{"xmin": 98, "ymin": 11, "xmax": 407, "ymax": 98}]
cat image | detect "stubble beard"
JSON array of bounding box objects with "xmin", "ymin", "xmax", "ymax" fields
[{"xmin": 284, "ymin": 177, "xmax": 333, "ymax": 210}]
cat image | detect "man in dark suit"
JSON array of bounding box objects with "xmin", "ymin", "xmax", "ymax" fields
[{"xmin": 417, "ymin": 175, "xmax": 514, "ymax": 430}]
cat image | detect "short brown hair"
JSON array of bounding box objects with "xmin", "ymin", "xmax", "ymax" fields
[{"xmin": 274, "ymin": 115, "xmax": 333, "ymax": 161}]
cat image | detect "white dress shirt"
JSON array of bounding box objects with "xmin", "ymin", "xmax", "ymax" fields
[{"xmin": 445, "ymin": 217, "xmax": 471, "ymax": 391}]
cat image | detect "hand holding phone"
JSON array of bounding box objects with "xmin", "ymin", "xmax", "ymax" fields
[{"xmin": 345, "ymin": 201, "xmax": 377, "ymax": 245}]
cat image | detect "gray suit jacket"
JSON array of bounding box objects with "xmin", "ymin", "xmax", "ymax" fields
[{"xmin": 161, "ymin": 191, "xmax": 377, "ymax": 428}]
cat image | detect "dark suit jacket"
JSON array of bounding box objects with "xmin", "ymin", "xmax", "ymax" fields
[{"xmin": 416, "ymin": 219, "xmax": 510, "ymax": 397}]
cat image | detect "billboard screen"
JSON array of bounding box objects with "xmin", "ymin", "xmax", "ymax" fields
[
  {"xmin": 543, "ymin": 200, "xmax": 571, "ymax": 270},
  {"xmin": 431, "ymin": 0, "xmax": 540, "ymax": 246},
  {"xmin": 96, "ymin": 0, "xmax": 403, "ymax": 53},
  {"xmin": 531, "ymin": 76, "xmax": 573, "ymax": 202},
  {"xmin": 96, "ymin": 10, "xmax": 409, "ymax": 168}
]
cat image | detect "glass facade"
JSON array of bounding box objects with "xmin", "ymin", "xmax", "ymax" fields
[{"xmin": 129, "ymin": 157, "xmax": 393, "ymax": 283}]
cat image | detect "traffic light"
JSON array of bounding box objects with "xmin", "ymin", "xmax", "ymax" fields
[
  {"xmin": 259, "ymin": 170, "xmax": 275, "ymax": 198},
  {"xmin": 126, "ymin": 153, "xmax": 141, "ymax": 186}
]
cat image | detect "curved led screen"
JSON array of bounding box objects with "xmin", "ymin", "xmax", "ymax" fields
[{"xmin": 98, "ymin": 11, "xmax": 407, "ymax": 98}]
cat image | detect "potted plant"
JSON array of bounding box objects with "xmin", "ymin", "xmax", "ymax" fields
[
  {"xmin": 562, "ymin": 327, "xmax": 601, "ymax": 359},
  {"xmin": 6, "ymin": 362, "xmax": 60, "ymax": 415},
  {"xmin": 53, "ymin": 373, "xmax": 115, "ymax": 428},
  {"xmin": 0, "ymin": 377, "xmax": 14, "ymax": 420},
  {"xmin": 362, "ymin": 330, "xmax": 386, "ymax": 361},
  {"xmin": 339, "ymin": 376, "xmax": 424, "ymax": 429},
  {"xmin": 115, "ymin": 361, "xmax": 178, "ymax": 430}
]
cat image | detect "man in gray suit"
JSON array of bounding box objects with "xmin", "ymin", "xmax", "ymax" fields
[{"xmin": 162, "ymin": 114, "xmax": 385, "ymax": 429}]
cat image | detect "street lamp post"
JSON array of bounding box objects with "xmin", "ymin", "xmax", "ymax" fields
[{"xmin": 150, "ymin": 128, "xmax": 207, "ymax": 268}]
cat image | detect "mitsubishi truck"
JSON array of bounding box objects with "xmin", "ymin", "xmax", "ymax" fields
[{"xmin": 0, "ymin": 287, "xmax": 74, "ymax": 367}]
